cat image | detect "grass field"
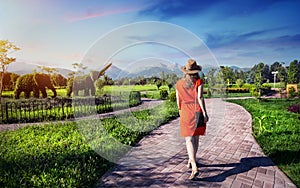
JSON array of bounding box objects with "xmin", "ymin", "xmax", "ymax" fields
[
  {"xmin": 1, "ymin": 88, "xmax": 67, "ymax": 99},
  {"xmin": 2, "ymin": 84, "xmax": 256, "ymax": 100},
  {"xmin": 0, "ymin": 100, "xmax": 179, "ymax": 187},
  {"xmin": 228, "ymin": 98, "xmax": 300, "ymax": 187},
  {"xmin": 1, "ymin": 85, "xmax": 168, "ymax": 99}
]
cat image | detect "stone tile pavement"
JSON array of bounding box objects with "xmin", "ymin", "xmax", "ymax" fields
[{"xmin": 99, "ymin": 98, "xmax": 297, "ymax": 188}]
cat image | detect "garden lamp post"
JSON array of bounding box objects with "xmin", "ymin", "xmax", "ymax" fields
[{"xmin": 271, "ymin": 71, "xmax": 278, "ymax": 89}]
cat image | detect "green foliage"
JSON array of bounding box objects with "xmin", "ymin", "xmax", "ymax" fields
[
  {"xmin": 14, "ymin": 74, "xmax": 38, "ymax": 98},
  {"xmin": 2, "ymin": 72, "xmax": 19, "ymax": 90},
  {"xmin": 228, "ymin": 98, "xmax": 300, "ymax": 187},
  {"xmin": 141, "ymin": 91, "xmax": 161, "ymax": 99},
  {"xmin": 236, "ymin": 78, "xmax": 244, "ymax": 88},
  {"xmin": 159, "ymin": 89, "xmax": 168, "ymax": 99},
  {"xmin": 0, "ymin": 40, "xmax": 20, "ymax": 99},
  {"xmin": 0, "ymin": 100, "xmax": 179, "ymax": 187},
  {"xmin": 66, "ymin": 77, "xmax": 74, "ymax": 97},
  {"xmin": 217, "ymin": 66, "xmax": 234, "ymax": 85},
  {"xmin": 129, "ymin": 91, "xmax": 141, "ymax": 106},
  {"xmin": 155, "ymin": 80, "xmax": 162, "ymax": 89},
  {"xmin": 288, "ymin": 86, "xmax": 297, "ymax": 98},
  {"xmin": 0, "ymin": 123, "xmax": 113, "ymax": 187},
  {"xmin": 207, "ymin": 88, "xmax": 212, "ymax": 97},
  {"xmin": 51, "ymin": 74, "xmax": 67, "ymax": 88},
  {"xmin": 14, "ymin": 73, "xmax": 56, "ymax": 99},
  {"xmin": 169, "ymin": 91, "xmax": 176, "ymax": 102},
  {"xmin": 69, "ymin": 74, "xmax": 96, "ymax": 96},
  {"xmin": 287, "ymin": 60, "xmax": 300, "ymax": 84}
]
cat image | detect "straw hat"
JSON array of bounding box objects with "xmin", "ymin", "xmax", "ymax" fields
[{"xmin": 181, "ymin": 59, "xmax": 202, "ymax": 74}]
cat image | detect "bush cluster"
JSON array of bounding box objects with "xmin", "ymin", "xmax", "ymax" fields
[
  {"xmin": 287, "ymin": 86, "xmax": 298, "ymax": 98},
  {"xmin": 169, "ymin": 91, "xmax": 176, "ymax": 102}
]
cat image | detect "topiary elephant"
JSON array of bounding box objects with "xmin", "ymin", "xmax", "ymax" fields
[
  {"xmin": 14, "ymin": 73, "xmax": 57, "ymax": 99},
  {"xmin": 67, "ymin": 71, "xmax": 99, "ymax": 97}
]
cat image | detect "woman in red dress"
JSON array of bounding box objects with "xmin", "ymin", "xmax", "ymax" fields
[{"xmin": 176, "ymin": 59, "xmax": 209, "ymax": 180}]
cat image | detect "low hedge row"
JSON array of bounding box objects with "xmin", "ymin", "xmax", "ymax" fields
[{"xmin": 226, "ymin": 88, "xmax": 250, "ymax": 93}]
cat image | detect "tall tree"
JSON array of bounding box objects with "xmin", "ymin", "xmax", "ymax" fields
[
  {"xmin": 37, "ymin": 65, "xmax": 57, "ymax": 75},
  {"xmin": 234, "ymin": 69, "xmax": 246, "ymax": 82},
  {"xmin": 270, "ymin": 61, "xmax": 287, "ymax": 84},
  {"xmin": 206, "ymin": 68, "xmax": 217, "ymax": 86},
  {"xmin": 3, "ymin": 72, "xmax": 20, "ymax": 90},
  {"xmin": 251, "ymin": 62, "xmax": 271, "ymax": 83},
  {"xmin": 0, "ymin": 40, "xmax": 20, "ymax": 100},
  {"xmin": 217, "ymin": 66, "xmax": 234, "ymax": 85},
  {"xmin": 68, "ymin": 62, "xmax": 87, "ymax": 78},
  {"xmin": 277, "ymin": 66, "xmax": 287, "ymax": 84},
  {"xmin": 287, "ymin": 60, "xmax": 300, "ymax": 84}
]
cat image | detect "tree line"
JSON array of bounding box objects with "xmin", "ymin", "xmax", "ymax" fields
[{"xmin": 209, "ymin": 60, "xmax": 300, "ymax": 86}]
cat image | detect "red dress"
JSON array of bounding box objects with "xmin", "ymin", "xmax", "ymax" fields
[{"xmin": 176, "ymin": 78, "xmax": 206, "ymax": 137}]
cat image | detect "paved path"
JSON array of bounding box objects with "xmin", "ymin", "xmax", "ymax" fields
[{"xmin": 99, "ymin": 98, "xmax": 297, "ymax": 188}]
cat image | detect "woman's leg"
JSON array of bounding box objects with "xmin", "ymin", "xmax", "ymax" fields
[
  {"xmin": 185, "ymin": 136, "xmax": 198, "ymax": 171},
  {"xmin": 193, "ymin": 136, "xmax": 200, "ymax": 156}
]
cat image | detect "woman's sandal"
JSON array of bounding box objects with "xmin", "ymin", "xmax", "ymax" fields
[{"xmin": 189, "ymin": 170, "xmax": 199, "ymax": 180}]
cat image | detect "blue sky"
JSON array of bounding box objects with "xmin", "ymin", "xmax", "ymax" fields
[{"xmin": 1, "ymin": 0, "xmax": 299, "ymax": 70}]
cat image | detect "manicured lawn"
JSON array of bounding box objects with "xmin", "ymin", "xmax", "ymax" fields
[
  {"xmin": 1, "ymin": 88, "xmax": 67, "ymax": 99},
  {"xmin": 2, "ymin": 85, "xmax": 168, "ymax": 99},
  {"xmin": 224, "ymin": 92, "xmax": 252, "ymax": 98},
  {"xmin": 228, "ymin": 98, "xmax": 300, "ymax": 187},
  {"xmin": 0, "ymin": 100, "xmax": 179, "ymax": 187}
]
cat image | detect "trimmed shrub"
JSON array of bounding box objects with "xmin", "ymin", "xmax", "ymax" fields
[
  {"xmin": 169, "ymin": 91, "xmax": 176, "ymax": 102},
  {"xmin": 160, "ymin": 89, "xmax": 168, "ymax": 99},
  {"xmin": 288, "ymin": 86, "xmax": 297, "ymax": 98}
]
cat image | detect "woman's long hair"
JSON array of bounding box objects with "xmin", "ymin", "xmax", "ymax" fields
[{"xmin": 184, "ymin": 73, "xmax": 200, "ymax": 89}]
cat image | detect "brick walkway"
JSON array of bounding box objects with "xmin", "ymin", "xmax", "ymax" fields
[{"xmin": 99, "ymin": 98, "xmax": 297, "ymax": 188}]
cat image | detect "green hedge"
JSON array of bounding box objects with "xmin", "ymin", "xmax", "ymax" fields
[{"xmin": 226, "ymin": 88, "xmax": 250, "ymax": 93}]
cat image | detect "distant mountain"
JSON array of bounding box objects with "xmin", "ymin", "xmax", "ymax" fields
[
  {"xmin": 103, "ymin": 65, "xmax": 128, "ymax": 80},
  {"xmin": 229, "ymin": 66, "xmax": 251, "ymax": 72},
  {"xmin": 123, "ymin": 61, "xmax": 183, "ymax": 78},
  {"xmin": 103, "ymin": 62, "xmax": 226, "ymax": 79},
  {"xmin": 6, "ymin": 61, "xmax": 252, "ymax": 80},
  {"xmin": 7, "ymin": 61, "xmax": 38, "ymax": 75},
  {"xmin": 230, "ymin": 66, "xmax": 241, "ymax": 71},
  {"xmin": 7, "ymin": 61, "xmax": 72, "ymax": 77}
]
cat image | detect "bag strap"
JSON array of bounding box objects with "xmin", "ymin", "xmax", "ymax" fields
[{"xmin": 194, "ymin": 80, "xmax": 197, "ymax": 112}]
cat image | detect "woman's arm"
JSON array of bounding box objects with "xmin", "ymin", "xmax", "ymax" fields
[
  {"xmin": 176, "ymin": 89, "xmax": 181, "ymax": 110},
  {"xmin": 197, "ymin": 83, "xmax": 209, "ymax": 123}
]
